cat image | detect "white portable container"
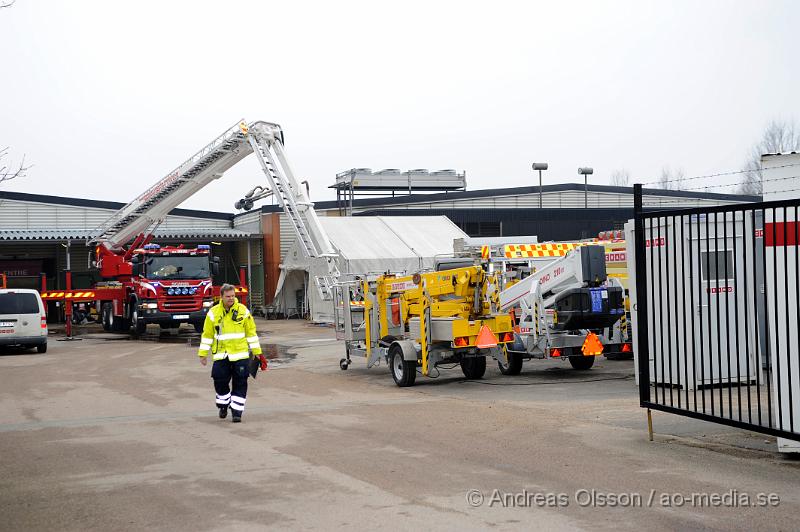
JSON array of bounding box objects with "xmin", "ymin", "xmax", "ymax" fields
[{"xmin": 625, "ymin": 213, "xmax": 758, "ymax": 390}]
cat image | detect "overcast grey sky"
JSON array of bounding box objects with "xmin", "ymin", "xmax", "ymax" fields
[{"xmin": 1, "ymin": 0, "xmax": 798, "ymax": 213}]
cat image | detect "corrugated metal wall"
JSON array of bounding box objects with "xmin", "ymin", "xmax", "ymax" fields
[
  {"xmin": 357, "ymin": 208, "xmax": 639, "ymax": 241},
  {"xmin": 279, "ymin": 214, "xmax": 296, "ymax": 257},
  {"xmin": 0, "ymin": 199, "xmax": 231, "ymax": 230},
  {"xmin": 159, "ymin": 215, "xmax": 231, "ymax": 229},
  {"xmin": 0, "ymin": 201, "xmax": 107, "ymax": 229},
  {"xmin": 350, "ymin": 190, "xmax": 744, "ymax": 213},
  {"xmin": 232, "ymin": 211, "xmax": 261, "ymax": 232},
  {"xmin": 277, "ymin": 210, "xmax": 343, "ymax": 256}
]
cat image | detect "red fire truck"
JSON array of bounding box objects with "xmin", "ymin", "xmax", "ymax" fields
[
  {"xmin": 41, "ymin": 120, "xmax": 335, "ymax": 336},
  {"xmin": 92, "ymin": 242, "xmax": 239, "ymax": 334},
  {"xmin": 39, "ymin": 121, "xmax": 261, "ymax": 335}
]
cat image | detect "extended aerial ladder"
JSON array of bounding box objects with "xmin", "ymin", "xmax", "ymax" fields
[
  {"xmin": 88, "ymin": 120, "xmax": 338, "ymax": 299},
  {"xmin": 497, "ymin": 245, "xmax": 626, "ymax": 373}
]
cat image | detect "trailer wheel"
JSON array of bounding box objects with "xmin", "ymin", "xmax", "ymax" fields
[
  {"xmin": 101, "ymin": 303, "xmax": 113, "ymax": 332},
  {"xmin": 389, "ymin": 344, "xmax": 416, "ymax": 387},
  {"xmin": 339, "ymin": 358, "xmax": 349, "ymax": 370},
  {"xmin": 460, "ymin": 355, "xmax": 487, "ymax": 379},
  {"xmin": 569, "ymin": 356, "xmax": 595, "ymax": 370},
  {"xmin": 498, "ymin": 349, "xmax": 523, "ymax": 376}
]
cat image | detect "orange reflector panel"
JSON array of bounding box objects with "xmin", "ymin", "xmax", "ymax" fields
[
  {"xmin": 622, "ymin": 343, "xmax": 632, "ymax": 353},
  {"xmin": 581, "ymin": 332, "xmax": 604, "ymax": 356},
  {"xmin": 476, "ymin": 325, "xmax": 498, "ymax": 349},
  {"xmin": 500, "ymin": 332, "xmax": 514, "ymax": 343},
  {"xmin": 551, "ymin": 348, "xmax": 562, "ymax": 357},
  {"xmin": 454, "ymin": 337, "xmax": 469, "ymax": 347}
]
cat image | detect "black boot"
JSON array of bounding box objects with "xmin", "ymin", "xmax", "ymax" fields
[
  {"xmin": 232, "ymin": 412, "xmax": 242, "ymax": 423},
  {"xmin": 218, "ymin": 406, "xmax": 228, "ymax": 419}
]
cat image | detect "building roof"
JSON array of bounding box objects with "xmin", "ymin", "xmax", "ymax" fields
[
  {"xmin": 0, "ymin": 228, "xmax": 255, "ymax": 241},
  {"xmin": 280, "ymin": 216, "xmax": 467, "ymax": 272},
  {"xmin": 0, "ymin": 191, "xmax": 233, "ymax": 221},
  {"xmin": 240, "ymin": 182, "xmax": 761, "ymax": 217},
  {"xmin": 322, "ymin": 216, "xmax": 465, "ymax": 262}
]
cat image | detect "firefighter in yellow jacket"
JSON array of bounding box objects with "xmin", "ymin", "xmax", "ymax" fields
[{"xmin": 198, "ymin": 283, "xmax": 265, "ymax": 423}]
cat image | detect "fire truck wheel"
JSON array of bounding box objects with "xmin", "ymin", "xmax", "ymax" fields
[
  {"xmin": 105, "ymin": 304, "xmax": 127, "ymax": 332},
  {"xmin": 569, "ymin": 356, "xmax": 595, "ymax": 370},
  {"xmin": 101, "ymin": 303, "xmax": 113, "ymax": 332},
  {"xmin": 460, "ymin": 355, "xmax": 486, "ymax": 379},
  {"xmin": 389, "ymin": 345, "xmax": 416, "ymax": 387},
  {"xmin": 131, "ymin": 306, "xmax": 147, "ymax": 335},
  {"xmin": 498, "ymin": 350, "xmax": 523, "ymax": 376}
]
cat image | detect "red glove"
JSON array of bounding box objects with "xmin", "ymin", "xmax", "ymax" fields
[{"xmin": 259, "ymin": 353, "xmax": 268, "ymax": 371}]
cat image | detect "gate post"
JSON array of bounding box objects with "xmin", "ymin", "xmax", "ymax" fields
[{"xmin": 634, "ymin": 184, "xmax": 651, "ymax": 404}]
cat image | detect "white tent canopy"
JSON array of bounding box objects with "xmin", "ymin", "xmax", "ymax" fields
[{"xmin": 273, "ymin": 216, "xmax": 467, "ymax": 322}]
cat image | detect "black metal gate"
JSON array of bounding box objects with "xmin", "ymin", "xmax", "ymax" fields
[{"xmin": 633, "ymin": 184, "xmax": 800, "ymax": 442}]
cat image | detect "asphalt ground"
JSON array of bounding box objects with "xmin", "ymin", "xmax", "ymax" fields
[{"xmin": 1, "ymin": 319, "xmax": 798, "ymax": 531}]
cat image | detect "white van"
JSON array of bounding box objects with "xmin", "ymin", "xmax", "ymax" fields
[{"xmin": 0, "ymin": 289, "xmax": 48, "ymax": 353}]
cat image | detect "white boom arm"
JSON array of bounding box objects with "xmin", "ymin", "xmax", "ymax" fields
[
  {"xmin": 89, "ymin": 120, "xmax": 336, "ymax": 260},
  {"xmin": 90, "ymin": 120, "xmax": 251, "ymax": 250},
  {"xmin": 499, "ymin": 246, "xmax": 599, "ymax": 311}
]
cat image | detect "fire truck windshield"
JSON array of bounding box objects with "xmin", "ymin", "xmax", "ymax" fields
[{"xmin": 144, "ymin": 256, "xmax": 210, "ymax": 280}]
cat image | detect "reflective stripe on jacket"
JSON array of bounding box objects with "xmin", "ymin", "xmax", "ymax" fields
[{"xmin": 197, "ymin": 297, "xmax": 262, "ymax": 361}]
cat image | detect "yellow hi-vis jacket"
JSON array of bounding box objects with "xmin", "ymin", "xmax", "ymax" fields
[{"xmin": 197, "ymin": 298, "xmax": 262, "ymax": 361}]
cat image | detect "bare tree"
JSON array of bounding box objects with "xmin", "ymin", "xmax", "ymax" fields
[
  {"xmin": 0, "ymin": 147, "xmax": 31, "ymax": 185},
  {"xmin": 609, "ymin": 169, "xmax": 630, "ymax": 187},
  {"xmin": 739, "ymin": 119, "xmax": 800, "ymax": 195},
  {"xmin": 0, "ymin": 0, "xmax": 27, "ymax": 184},
  {"xmin": 656, "ymin": 165, "xmax": 685, "ymax": 190}
]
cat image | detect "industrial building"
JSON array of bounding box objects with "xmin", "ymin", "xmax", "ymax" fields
[
  {"xmin": 0, "ymin": 190, "xmax": 262, "ymax": 306},
  {"xmin": 1, "ymin": 182, "xmax": 759, "ymax": 315}
]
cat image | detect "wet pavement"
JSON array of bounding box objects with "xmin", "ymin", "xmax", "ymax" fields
[{"xmin": 1, "ymin": 318, "xmax": 798, "ymax": 531}]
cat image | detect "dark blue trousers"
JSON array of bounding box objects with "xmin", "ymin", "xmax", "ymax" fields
[{"xmin": 211, "ymin": 358, "xmax": 249, "ymax": 414}]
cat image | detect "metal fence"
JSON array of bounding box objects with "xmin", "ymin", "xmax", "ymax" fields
[{"xmin": 632, "ymin": 184, "xmax": 800, "ymax": 443}]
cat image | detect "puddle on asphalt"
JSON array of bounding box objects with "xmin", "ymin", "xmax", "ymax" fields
[{"xmin": 261, "ymin": 344, "xmax": 297, "ymax": 364}]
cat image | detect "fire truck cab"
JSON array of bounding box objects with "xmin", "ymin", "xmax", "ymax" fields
[{"xmin": 124, "ymin": 244, "xmax": 219, "ymax": 333}]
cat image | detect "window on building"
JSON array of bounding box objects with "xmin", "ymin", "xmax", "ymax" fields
[{"xmin": 701, "ymin": 250, "xmax": 734, "ymax": 281}]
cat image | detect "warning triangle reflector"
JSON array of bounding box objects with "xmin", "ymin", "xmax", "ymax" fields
[
  {"xmin": 476, "ymin": 325, "xmax": 498, "ymax": 349},
  {"xmin": 581, "ymin": 332, "xmax": 604, "ymax": 356}
]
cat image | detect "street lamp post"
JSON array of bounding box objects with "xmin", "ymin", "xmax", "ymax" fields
[
  {"xmin": 578, "ymin": 167, "xmax": 594, "ymax": 209},
  {"xmin": 532, "ymin": 162, "xmax": 548, "ymax": 208}
]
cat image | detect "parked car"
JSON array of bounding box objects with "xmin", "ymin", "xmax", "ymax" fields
[{"xmin": 0, "ymin": 289, "xmax": 48, "ymax": 353}]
